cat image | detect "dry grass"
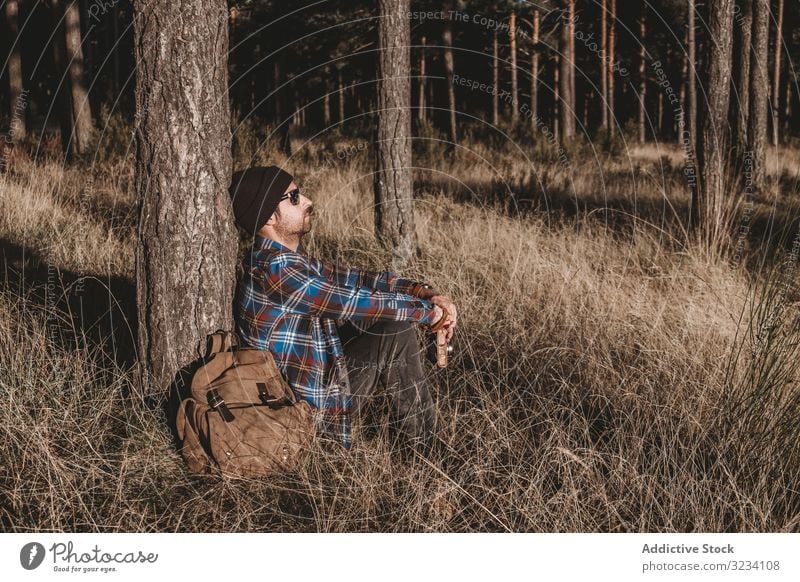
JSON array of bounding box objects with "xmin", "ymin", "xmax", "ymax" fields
[{"xmin": 1, "ymin": 125, "xmax": 799, "ymax": 532}]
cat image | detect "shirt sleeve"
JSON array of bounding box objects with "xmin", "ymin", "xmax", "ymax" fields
[
  {"xmin": 257, "ymin": 253, "xmax": 437, "ymax": 324},
  {"xmin": 306, "ymin": 256, "xmax": 426, "ymax": 296}
]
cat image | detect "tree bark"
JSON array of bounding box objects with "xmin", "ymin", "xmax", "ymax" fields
[
  {"xmin": 732, "ymin": 0, "xmax": 752, "ymax": 160},
  {"xmin": 569, "ymin": 0, "xmax": 575, "ymax": 133},
  {"xmin": 48, "ymin": 0, "xmax": 73, "ymax": 155},
  {"xmin": 323, "ymin": 65, "xmax": 331, "ymax": 126},
  {"xmin": 374, "ymin": 0, "xmax": 415, "ymax": 268},
  {"xmin": 608, "ymin": 0, "xmax": 616, "ymax": 134},
  {"xmin": 5, "ymin": 0, "xmax": 26, "ymax": 140},
  {"xmin": 600, "ymin": 0, "xmax": 608, "ymax": 132},
  {"xmin": 554, "ymin": 53, "xmax": 560, "ymax": 141},
  {"xmin": 771, "ymin": 0, "xmax": 784, "ymax": 146},
  {"xmin": 639, "ymin": 4, "xmax": 647, "ymax": 143},
  {"xmin": 133, "ymin": 0, "xmax": 237, "ymax": 395},
  {"xmin": 63, "ymin": 0, "xmax": 92, "ymax": 156},
  {"xmin": 694, "ymin": 0, "xmax": 734, "ymax": 252},
  {"xmin": 748, "ymin": 0, "xmax": 770, "ymax": 190},
  {"xmin": 442, "ymin": 0, "xmax": 457, "ymax": 154},
  {"xmin": 493, "ymin": 28, "xmax": 499, "ymax": 126},
  {"xmin": 558, "ymin": 2, "xmax": 573, "ymax": 143},
  {"xmin": 531, "ymin": 9, "xmax": 540, "ymax": 126},
  {"xmin": 784, "ymin": 72, "xmax": 793, "ymax": 138},
  {"xmin": 688, "ymin": 0, "xmax": 698, "ymax": 156},
  {"xmin": 273, "ymin": 57, "xmax": 291, "ymax": 155},
  {"xmin": 418, "ymin": 35, "xmax": 427, "ymax": 122},
  {"xmin": 510, "ymin": 10, "xmax": 518, "ymax": 123},
  {"xmin": 336, "ymin": 68, "xmax": 344, "ymax": 124}
]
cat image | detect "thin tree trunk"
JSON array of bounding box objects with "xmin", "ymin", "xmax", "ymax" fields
[
  {"xmin": 112, "ymin": 4, "xmax": 120, "ymax": 94},
  {"xmin": 688, "ymin": 0, "xmax": 698, "ymax": 156},
  {"xmin": 554, "ymin": 54, "xmax": 560, "ymax": 141},
  {"xmin": 694, "ymin": 0, "xmax": 734, "ymax": 253},
  {"xmin": 749, "ymin": 0, "xmax": 770, "ymax": 190},
  {"xmin": 584, "ymin": 92, "xmax": 590, "ymax": 129},
  {"xmin": 569, "ymin": 0, "xmax": 575, "ymax": 135},
  {"xmin": 323, "ymin": 66, "xmax": 331, "ymax": 126},
  {"xmin": 274, "ymin": 57, "xmax": 291, "ymax": 155},
  {"xmin": 771, "ymin": 0, "xmax": 784, "ymax": 145},
  {"xmin": 5, "ymin": 0, "xmax": 26, "ymax": 140},
  {"xmin": 639, "ymin": 4, "xmax": 647, "ymax": 143},
  {"xmin": 49, "ymin": 0, "xmax": 72, "ymax": 155},
  {"xmin": 64, "ymin": 0, "xmax": 93, "ymax": 156},
  {"xmin": 338, "ymin": 68, "xmax": 345, "ymax": 122},
  {"xmin": 442, "ymin": 0, "xmax": 457, "ymax": 154},
  {"xmin": 493, "ymin": 28, "xmax": 499, "ymax": 126},
  {"xmin": 133, "ymin": 0, "xmax": 237, "ymax": 395},
  {"xmin": 732, "ymin": 0, "xmax": 752, "ymax": 160},
  {"xmin": 374, "ymin": 0, "xmax": 415, "ymax": 268},
  {"xmin": 679, "ymin": 45, "xmax": 687, "ymax": 137},
  {"xmin": 784, "ymin": 73, "xmax": 793, "ymax": 138},
  {"xmin": 608, "ymin": 0, "xmax": 616, "ymax": 134},
  {"xmin": 418, "ymin": 35, "xmax": 427, "ymax": 122},
  {"xmin": 510, "ymin": 10, "xmax": 518, "ymax": 123},
  {"xmin": 600, "ymin": 0, "xmax": 608, "ymax": 131},
  {"xmin": 531, "ymin": 9, "xmax": 540, "ymax": 125},
  {"xmin": 559, "ymin": 3, "xmax": 573, "ymax": 143}
]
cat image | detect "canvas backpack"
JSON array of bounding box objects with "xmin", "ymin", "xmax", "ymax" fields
[{"xmin": 175, "ymin": 330, "xmax": 315, "ymax": 477}]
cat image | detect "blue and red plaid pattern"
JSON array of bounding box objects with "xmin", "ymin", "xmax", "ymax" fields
[{"xmin": 235, "ymin": 235, "xmax": 437, "ymax": 449}]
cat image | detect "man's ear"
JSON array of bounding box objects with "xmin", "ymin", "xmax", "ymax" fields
[{"xmin": 264, "ymin": 209, "xmax": 279, "ymax": 227}]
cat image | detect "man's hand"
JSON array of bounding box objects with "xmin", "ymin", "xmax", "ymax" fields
[{"xmin": 430, "ymin": 295, "xmax": 457, "ymax": 342}]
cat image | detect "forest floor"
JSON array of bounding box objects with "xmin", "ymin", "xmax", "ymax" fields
[{"xmin": 1, "ymin": 123, "xmax": 799, "ymax": 531}]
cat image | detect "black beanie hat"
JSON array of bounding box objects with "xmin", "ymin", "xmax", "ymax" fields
[{"xmin": 229, "ymin": 166, "xmax": 294, "ymax": 234}]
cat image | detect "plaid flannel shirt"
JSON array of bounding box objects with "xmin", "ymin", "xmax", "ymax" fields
[{"xmin": 234, "ymin": 235, "xmax": 438, "ymax": 449}]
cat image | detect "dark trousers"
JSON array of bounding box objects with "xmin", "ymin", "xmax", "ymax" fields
[{"xmin": 337, "ymin": 320, "xmax": 437, "ymax": 447}]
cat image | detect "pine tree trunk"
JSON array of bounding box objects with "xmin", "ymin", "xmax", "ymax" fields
[
  {"xmin": 554, "ymin": 54, "xmax": 560, "ymax": 141},
  {"xmin": 771, "ymin": 0, "xmax": 784, "ymax": 146},
  {"xmin": 338, "ymin": 68, "xmax": 345, "ymax": 122},
  {"xmin": 679, "ymin": 46, "xmax": 687, "ymax": 137},
  {"xmin": 273, "ymin": 57, "xmax": 291, "ymax": 155},
  {"xmin": 64, "ymin": 0, "xmax": 92, "ymax": 156},
  {"xmin": 559, "ymin": 3, "xmax": 573, "ymax": 143},
  {"xmin": 374, "ymin": 0, "xmax": 415, "ymax": 268},
  {"xmin": 510, "ymin": 11, "xmax": 518, "ymax": 123},
  {"xmin": 531, "ymin": 10, "xmax": 539, "ymax": 125},
  {"xmin": 639, "ymin": 4, "xmax": 647, "ymax": 143},
  {"xmin": 418, "ymin": 35, "xmax": 427, "ymax": 122},
  {"xmin": 569, "ymin": 0, "xmax": 576, "ymax": 135},
  {"xmin": 600, "ymin": 0, "xmax": 608, "ymax": 132},
  {"xmin": 493, "ymin": 28, "xmax": 499, "ymax": 126},
  {"xmin": 608, "ymin": 0, "xmax": 616, "ymax": 134},
  {"xmin": 442, "ymin": 0, "xmax": 457, "ymax": 154},
  {"xmin": 784, "ymin": 73, "xmax": 793, "ymax": 138},
  {"xmin": 688, "ymin": 0, "xmax": 698, "ymax": 157},
  {"xmin": 695, "ymin": 0, "xmax": 734, "ymax": 252},
  {"xmin": 5, "ymin": 0, "xmax": 26, "ymax": 140},
  {"xmin": 749, "ymin": 0, "xmax": 770, "ymax": 190},
  {"xmin": 732, "ymin": 0, "xmax": 752, "ymax": 160},
  {"xmin": 133, "ymin": 0, "xmax": 237, "ymax": 396},
  {"xmin": 323, "ymin": 66, "xmax": 331, "ymax": 125},
  {"xmin": 49, "ymin": 0, "xmax": 72, "ymax": 155},
  {"xmin": 112, "ymin": 4, "xmax": 120, "ymax": 94}
]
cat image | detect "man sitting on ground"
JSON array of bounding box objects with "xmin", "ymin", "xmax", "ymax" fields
[{"xmin": 230, "ymin": 165, "xmax": 457, "ymax": 452}]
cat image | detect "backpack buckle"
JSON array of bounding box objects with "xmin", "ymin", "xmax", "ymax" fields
[
  {"xmin": 207, "ymin": 389, "xmax": 234, "ymax": 422},
  {"xmin": 256, "ymin": 382, "xmax": 292, "ymax": 409}
]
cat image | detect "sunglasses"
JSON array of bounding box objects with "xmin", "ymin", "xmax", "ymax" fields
[{"xmin": 279, "ymin": 187, "xmax": 301, "ymax": 205}]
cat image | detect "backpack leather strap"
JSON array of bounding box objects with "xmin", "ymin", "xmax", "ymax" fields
[{"xmin": 199, "ymin": 330, "xmax": 239, "ymax": 359}]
